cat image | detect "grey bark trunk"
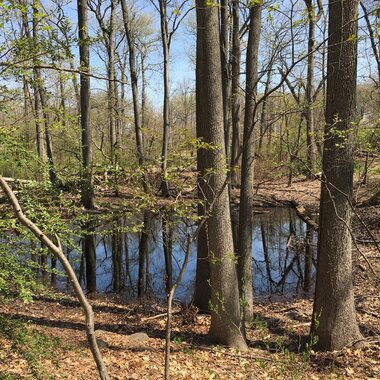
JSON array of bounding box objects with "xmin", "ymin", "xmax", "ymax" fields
[
  {"xmin": 304, "ymin": 0, "xmax": 319, "ymax": 177},
  {"xmin": 230, "ymin": 0, "xmax": 241, "ymax": 188},
  {"xmin": 238, "ymin": 3, "xmax": 262, "ymax": 322},
  {"xmin": 120, "ymin": 0, "xmax": 149, "ymax": 193},
  {"xmin": 220, "ymin": 0, "xmax": 230, "ymax": 160},
  {"xmin": 77, "ymin": 0, "xmax": 95, "ymax": 210},
  {"xmin": 159, "ymin": 0, "xmax": 170, "ymax": 196},
  {"xmin": 311, "ymin": 0, "xmax": 362, "ymax": 351},
  {"xmin": 108, "ymin": 0, "xmax": 118, "ymax": 157},
  {"xmin": 196, "ymin": 0, "xmax": 247, "ymax": 350}
]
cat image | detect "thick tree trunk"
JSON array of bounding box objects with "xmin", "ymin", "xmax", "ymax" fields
[
  {"xmin": 220, "ymin": 0, "xmax": 230, "ymax": 159},
  {"xmin": 238, "ymin": 3, "xmax": 262, "ymax": 322},
  {"xmin": 196, "ymin": 0, "xmax": 247, "ymax": 350},
  {"xmin": 311, "ymin": 0, "xmax": 362, "ymax": 351}
]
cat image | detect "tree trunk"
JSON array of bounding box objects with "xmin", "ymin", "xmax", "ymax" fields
[
  {"xmin": 238, "ymin": 3, "xmax": 262, "ymax": 322},
  {"xmin": 108, "ymin": 0, "xmax": 118, "ymax": 158},
  {"xmin": 230, "ymin": 0, "xmax": 241, "ymax": 188},
  {"xmin": 258, "ymin": 68, "xmax": 272, "ymax": 157},
  {"xmin": 77, "ymin": 0, "xmax": 95, "ymax": 210},
  {"xmin": 304, "ymin": 0, "xmax": 319, "ymax": 177},
  {"xmin": 21, "ymin": 2, "xmax": 44, "ymax": 161},
  {"xmin": 120, "ymin": 0, "xmax": 149, "ymax": 193},
  {"xmin": 220, "ymin": 0, "xmax": 230, "ymax": 160},
  {"xmin": 159, "ymin": 0, "xmax": 170, "ymax": 196},
  {"xmin": 32, "ymin": 0, "xmax": 57, "ymax": 186},
  {"xmin": 311, "ymin": 0, "xmax": 362, "ymax": 351},
  {"xmin": 196, "ymin": 0, "xmax": 247, "ymax": 350}
]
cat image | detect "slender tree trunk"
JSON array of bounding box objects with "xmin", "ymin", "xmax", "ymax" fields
[
  {"xmin": 230, "ymin": 0, "xmax": 241, "ymax": 188},
  {"xmin": 58, "ymin": 72, "xmax": 67, "ymax": 128},
  {"xmin": 20, "ymin": 1, "xmax": 44, "ymax": 161},
  {"xmin": 32, "ymin": 0, "xmax": 57, "ymax": 186},
  {"xmin": 159, "ymin": 0, "xmax": 170, "ymax": 196},
  {"xmin": 141, "ymin": 51, "xmax": 147, "ymax": 145},
  {"xmin": 77, "ymin": 0, "xmax": 95, "ymax": 210},
  {"xmin": 196, "ymin": 0, "xmax": 247, "ymax": 350},
  {"xmin": 360, "ymin": 2, "xmax": 380, "ymax": 86},
  {"xmin": 108, "ymin": 0, "xmax": 118, "ymax": 158},
  {"xmin": 120, "ymin": 0, "xmax": 149, "ymax": 193},
  {"xmin": 311, "ymin": 0, "xmax": 362, "ymax": 351},
  {"xmin": 304, "ymin": 0, "xmax": 319, "ymax": 177},
  {"xmin": 237, "ymin": 3, "xmax": 262, "ymax": 322},
  {"xmin": 78, "ymin": 0, "xmax": 96, "ymax": 294},
  {"xmin": 258, "ymin": 66, "xmax": 272, "ymax": 156},
  {"xmin": 32, "ymin": 78, "xmax": 45, "ymax": 161}
]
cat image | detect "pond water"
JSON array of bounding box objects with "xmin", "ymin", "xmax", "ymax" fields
[{"xmin": 54, "ymin": 207, "xmax": 317, "ymax": 303}]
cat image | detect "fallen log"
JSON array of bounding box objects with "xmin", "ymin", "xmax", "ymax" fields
[{"xmin": 290, "ymin": 200, "xmax": 319, "ymax": 232}]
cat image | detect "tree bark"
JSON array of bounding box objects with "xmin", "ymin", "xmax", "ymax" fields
[
  {"xmin": 220, "ymin": 0, "xmax": 230, "ymax": 160},
  {"xmin": 108, "ymin": 0, "xmax": 118, "ymax": 157},
  {"xmin": 230, "ymin": 0, "xmax": 241, "ymax": 188},
  {"xmin": 77, "ymin": 0, "xmax": 95, "ymax": 210},
  {"xmin": 238, "ymin": 3, "xmax": 262, "ymax": 322},
  {"xmin": 120, "ymin": 0, "xmax": 149, "ymax": 193},
  {"xmin": 311, "ymin": 0, "xmax": 362, "ymax": 351},
  {"xmin": 303, "ymin": 0, "xmax": 320, "ymax": 177},
  {"xmin": 159, "ymin": 0, "xmax": 171, "ymax": 196},
  {"xmin": 32, "ymin": 0, "xmax": 57, "ymax": 186},
  {"xmin": 196, "ymin": 0, "xmax": 247, "ymax": 350}
]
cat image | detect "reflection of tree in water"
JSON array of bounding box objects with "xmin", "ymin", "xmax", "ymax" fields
[
  {"xmin": 252, "ymin": 208, "xmax": 317, "ymax": 295},
  {"xmin": 55, "ymin": 208, "xmax": 316, "ymax": 301}
]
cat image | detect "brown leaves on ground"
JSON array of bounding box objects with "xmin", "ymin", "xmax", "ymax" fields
[
  {"xmin": 0, "ymin": 285, "xmax": 379, "ymax": 379},
  {"xmin": 1, "ymin": 177, "xmax": 379, "ymax": 379}
]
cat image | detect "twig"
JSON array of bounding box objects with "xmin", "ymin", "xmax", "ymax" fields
[
  {"xmin": 0, "ymin": 176, "xmax": 109, "ymax": 380},
  {"xmin": 141, "ymin": 311, "xmax": 180, "ymax": 322},
  {"xmin": 165, "ymin": 234, "xmax": 192, "ymax": 380}
]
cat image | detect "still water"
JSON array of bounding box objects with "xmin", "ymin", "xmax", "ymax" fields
[{"xmin": 54, "ymin": 207, "xmax": 316, "ymax": 302}]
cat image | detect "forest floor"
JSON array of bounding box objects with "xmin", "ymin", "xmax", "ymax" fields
[{"xmin": 0, "ymin": 176, "xmax": 379, "ymax": 379}]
